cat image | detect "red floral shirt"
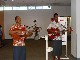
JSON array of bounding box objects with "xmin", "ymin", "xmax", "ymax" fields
[{"xmin": 10, "ymin": 24, "xmax": 26, "ymax": 46}]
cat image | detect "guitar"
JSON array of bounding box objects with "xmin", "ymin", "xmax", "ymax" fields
[
  {"xmin": 12, "ymin": 26, "xmax": 33, "ymax": 40},
  {"xmin": 47, "ymin": 27, "xmax": 61, "ymax": 39},
  {"xmin": 47, "ymin": 27, "xmax": 73, "ymax": 40},
  {"xmin": 11, "ymin": 27, "xmax": 26, "ymax": 40}
]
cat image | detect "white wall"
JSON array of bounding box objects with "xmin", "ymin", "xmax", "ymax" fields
[
  {"xmin": 71, "ymin": 0, "xmax": 77, "ymax": 58},
  {"xmin": 52, "ymin": 6, "xmax": 71, "ymax": 16},
  {"xmin": 76, "ymin": 0, "xmax": 80, "ymax": 58},
  {"xmin": 4, "ymin": 6, "xmax": 71, "ymax": 39},
  {"xmin": 71, "ymin": 0, "xmax": 80, "ymax": 58}
]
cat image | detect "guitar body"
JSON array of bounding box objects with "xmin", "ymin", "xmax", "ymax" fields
[
  {"xmin": 47, "ymin": 27, "xmax": 60, "ymax": 40},
  {"xmin": 11, "ymin": 25, "xmax": 26, "ymax": 40},
  {"xmin": 12, "ymin": 33, "xmax": 20, "ymax": 40}
]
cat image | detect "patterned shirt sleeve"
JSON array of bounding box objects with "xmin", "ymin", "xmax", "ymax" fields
[
  {"xmin": 10, "ymin": 24, "xmax": 15, "ymax": 31},
  {"xmin": 20, "ymin": 25, "xmax": 27, "ymax": 37},
  {"xmin": 47, "ymin": 22, "xmax": 53, "ymax": 29}
]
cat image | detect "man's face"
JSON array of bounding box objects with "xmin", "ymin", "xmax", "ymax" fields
[
  {"xmin": 15, "ymin": 16, "xmax": 21, "ymax": 24},
  {"xmin": 54, "ymin": 15, "xmax": 58, "ymax": 22}
]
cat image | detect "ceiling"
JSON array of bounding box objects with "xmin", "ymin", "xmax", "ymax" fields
[{"xmin": 0, "ymin": 0, "xmax": 71, "ymax": 6}]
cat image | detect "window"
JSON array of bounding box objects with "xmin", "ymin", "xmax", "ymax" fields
[
  {"xmin": 27, "ymin": 6, "xmax": 35, "ymax": 10},
  {"xmin": 4, "ymin": 6, "xmax": 12, "ymax": 10},
  {"xmin": 13, "ymin": 6, "xmax": 27, "ymax": 10},
  {"xmin": 36, "ymin": 6, "xmax": 51, "ymax": 9},
  {"xmin": 0, "ymin": 7, "xmax": 3, "ymax": 11},
  {"xmin": 43, "ymin": 6, "xmax": 51, "ymax": 9},
  {"xmin": 0, "ymin": 6, "xmax": 51, "ymax": 11},
  {"xmin": 36, "ymin": 6, "xmax": 43, "ymax": 9}
]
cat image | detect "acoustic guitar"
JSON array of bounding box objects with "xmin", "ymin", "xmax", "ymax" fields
[
  {"xmin": 11, "ymin": 26, "xmax": 26, "ymax": 40},
  {"xmin": 47, "ymin": 27, "xmax": 73, "ymax": 40}
]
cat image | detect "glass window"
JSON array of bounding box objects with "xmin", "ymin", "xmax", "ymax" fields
[
  {"xmin": 43, "ymin": 6, "xmax": 51, "ymax": 9},
  {"xmin": 0, "ymin": 7, "xmax": 3, "ymax": 11},
  {"xmin": 13, "ymin": 6, "xmax": 27, "ymax": 10},
  {"xmin": 0, "ymin": 6, "xmax": 51, "ymax": 11},
  {"xmin": 4, "ymin": 6, "xmax": 12, "ymax": 10},
  {"xmin": 36, "ymin": 6, "xmax": 43, "ymax": 9},
  {"xmin": 27, "ymin": 6, "xmax": 35, "ymax": 10}
]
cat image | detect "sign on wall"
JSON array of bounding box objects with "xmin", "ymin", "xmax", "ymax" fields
[{"xmin": 58, "ymin": 17, "xmax": 67, "ymax": 45}]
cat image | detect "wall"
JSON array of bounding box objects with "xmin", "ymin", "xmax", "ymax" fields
[
  {"xmin": 76, "ymin": 0, "xmax": 80, "ymax": 58},
  {"xmin": 71, "ymin": 0, "xmax": 80, "ymax": 58},
  {"xmin": 52, "ymin": 6, "xmax": 71, "ymax": 16},
  {"xmin": 71, "ymin": 0, "xmax": 77, "ymax": 58}
]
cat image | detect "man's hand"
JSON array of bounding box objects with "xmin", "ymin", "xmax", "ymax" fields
[
  {"xmin": 26, "ymin": 30, "xmax": 33, "ymax": 37},
  {"xmin": 16, "ymin": 30, "xmax": 22, "ymax": 35},
  {"xmin": 67, "ymin": 27, "xmax": 73, "ymax": 32},
  {"xmin": 55, "ymin": 30, "xmax": 58, "ymax": 34},
  {"xmin": 62, "ymin": 30, "xmax": 65, "ymax": 34},
  {"xmin": 28, "ymin": 30, "xmax": 33, "ymax": 33}
]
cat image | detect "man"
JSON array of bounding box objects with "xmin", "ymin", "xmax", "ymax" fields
[
  {"xmin": 47, "ymin": 13, "xmax": 65, "ymax": 60},
  {"xmin": 0, "ymin": 25, "xmax": 2, "ymax": 48},
  {"xmin": 9, "ymin": 16, "xmax": 33, "ymax": 60}
]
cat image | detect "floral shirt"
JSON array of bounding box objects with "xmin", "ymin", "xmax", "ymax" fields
[
  {"xmin": 47, "ymin": 21, "xmax": 64, "ymax": 40},
  {"xmin": 10, "ymin": 24, "xmax": 26, "ymax": 46}
]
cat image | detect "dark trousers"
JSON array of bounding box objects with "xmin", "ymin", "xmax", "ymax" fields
[
  {"xmin": 52, "ymin": 40, "xmax": 62, "ymax": 56},
  {"xmin": 13, "ymin": 46, "xmax": 26, "ymax": 60},
  {"xmin": 0, "ymin": 35, "xmax": 2, "ymax": 47}
]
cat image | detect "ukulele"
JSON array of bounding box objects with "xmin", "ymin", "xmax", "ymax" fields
[{"xmin": 11, "ymin": 26, "xmax": 26, "ymax": 40}]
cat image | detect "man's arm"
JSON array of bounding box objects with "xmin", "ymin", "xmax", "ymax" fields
[
  {"xmin": 26, "ymin": 30, "xmax": 33, "ymax": 37},
  {"xmin": 47, "ymin": 29, "xmax": 51, "ymax": 32},
  {"xmin": 47, "ymin": 23, "xmax": 52, "ymax": 32},
  {"xmin": 9, "ymin": 30, "xmax": 18, "ymax": 35},
  {"xmin": 59, "ymin": 23, "xmax": 67, "ymax": 35}
]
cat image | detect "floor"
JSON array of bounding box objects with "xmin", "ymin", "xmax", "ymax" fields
[{"xmin": 0, "ymin": 38, "xmax": 75, "ymax": 60}]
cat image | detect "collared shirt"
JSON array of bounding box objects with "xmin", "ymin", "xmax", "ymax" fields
[
  {"xmin": 47, "ymin": 20, "xmax": 64, "ymax": 40},
  {"xmin": 10, "ymin": 24, "xmax": 26, "ymax": 46}
]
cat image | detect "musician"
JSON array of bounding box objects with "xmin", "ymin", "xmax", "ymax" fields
[
  {"xmin": 47, "ymin": 13, "xmax": 65, "ymax": 60},
  {"xmin": 9, "ymin": 16, "xmax": 33, "ymax": 60}
]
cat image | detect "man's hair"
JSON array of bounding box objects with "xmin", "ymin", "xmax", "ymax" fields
[
  {"xmin": 15, "ymin": 16, "xmax": 19, "ymax": 20},
  {"xmin": 54, "ymin": 13, "xmax": 58, "ymax": 17}
]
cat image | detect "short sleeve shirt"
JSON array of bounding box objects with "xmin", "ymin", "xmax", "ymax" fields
[{"xmin": 10, "ymin": 24, "xmax": 26, "ymax": 46}]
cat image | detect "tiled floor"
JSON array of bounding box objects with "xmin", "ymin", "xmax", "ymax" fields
[{"xmin": 0, "ymin": 38, "xmax": 75, "ymax": 60}]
